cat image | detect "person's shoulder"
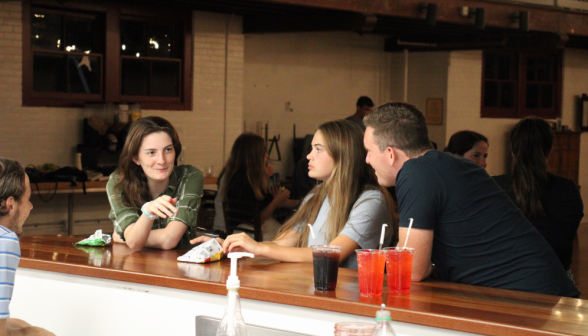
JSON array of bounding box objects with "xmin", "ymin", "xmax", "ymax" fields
[
  {"xmin": 106, "ymin": 169, "xmax": 122, "ymax": 189},
  {"xmin": 358, "ymin": 189, "xmax": 383, "ymax": 199},
  {"xmin": 401, "ymin": 150, "xmax": 444, "ymax": 175},
  {"xmin": 492, "ymin": 173, "xmax": 512, "ymax": 189},
  {"xmin": 0, "ymin": 226, "xmax": 19, "ymax": 246},
  {"xmin": 176, "ymin": 165, "xmax": 203, "ymax": 178},
  {"xmin": 354, "ymin": 189, "xmax": 386, "ymax": 206},
  {"xmin": 547, "ymin": 173, "xmax": 579, "ymax": 192},
  {"xmin": 0, "ymin": 226, "xmax": 17, "ymax": 238},
  {"xmin": 108, "ymin": 169, "xmax": 121, "ymax": 181}
]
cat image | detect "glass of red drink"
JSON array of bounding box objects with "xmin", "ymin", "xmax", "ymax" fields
[
  {"xmin": 312, "ymin": 245, "xmax": 341, "ymax": 291},
  {"xmin": 355, "ymin": 249, "xmax": 386, "ymax": 296},
  {"xmin": 383, "ymin": 247, "xmax": 415, "ymax": 294}
]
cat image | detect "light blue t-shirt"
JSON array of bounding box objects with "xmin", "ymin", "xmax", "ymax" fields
[
  {"xmin": 297, "ymin": 190, "xmax": 393, "ymax": 269},
  {"xmin": 0, "ymin": 226, "xmax": 20, "ymax": 319}
]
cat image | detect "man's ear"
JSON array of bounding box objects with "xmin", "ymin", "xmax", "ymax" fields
[
  {"xmin": 2, "ymin": 196, "xmax": 15, "ymax": 214},
  {"xmin": 386, "ymin": 147, "xmax": 396, "ymax": 166}
]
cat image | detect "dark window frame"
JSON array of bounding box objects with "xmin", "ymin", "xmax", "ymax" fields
[
  {"xmin": 22, "ymin": 0, "xmax": 193, "ymax": 110},
  {"xmin": 481, "ymin": 49, "xmax": 562, "ymax": 119}
]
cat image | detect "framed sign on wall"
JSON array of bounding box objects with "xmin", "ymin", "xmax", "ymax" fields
[{"xmin": 426, "ymin": 98, "xmax": 443, "ymax": 125}]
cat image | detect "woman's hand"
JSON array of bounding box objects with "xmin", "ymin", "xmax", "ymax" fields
[
  {"xmin": 190, "ymin": 233, "xmax": 263, "ymax": 255},
  {"xmin": 189, "ymin": 236, "xmax": 225, "ymax": 246},
  {"xmin": 222, "ymin": 232, "xmax": 265, "ymax": 255},
  {"xmin": 269, "ymin": 185, "xmax": 290, "ymax": 204},
  {"xmin": 148, "ymin": 195, "xmax": 178, "ymax": 218}
]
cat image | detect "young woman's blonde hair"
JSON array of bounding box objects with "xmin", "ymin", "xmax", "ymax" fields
[{"xmin": 277, "ymin": 120, "xmax": 398, "ymax": 247}]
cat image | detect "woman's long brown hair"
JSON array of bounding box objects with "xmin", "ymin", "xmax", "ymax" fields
[
  {"xmin": 116, "ymin": 116, "xmax": 182, "ymax": 208},
  {"xmin": 219, "ymin": 133, "xmax": 268, "ymax": 200},
  {"xmin": 510, "ymin": 116, "xmax": 553, "ymax": 218},
  {"xmin": 277, "ymin": 120, "xmax": 398, "ymax": 247}
]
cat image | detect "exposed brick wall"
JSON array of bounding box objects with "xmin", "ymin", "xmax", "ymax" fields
[{"xmin": 0, "ymin": 3, "xmax": 244, "ymax": 233}]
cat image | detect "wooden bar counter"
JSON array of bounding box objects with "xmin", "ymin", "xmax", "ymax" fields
[{"xmin": 15, "ymin": 235, "xmax": 588, "ymax": 336}]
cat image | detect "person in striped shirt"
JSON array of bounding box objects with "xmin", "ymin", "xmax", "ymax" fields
[{"xmin": 0, "ymin": 158, "xmax": 54, "ymax": 336}]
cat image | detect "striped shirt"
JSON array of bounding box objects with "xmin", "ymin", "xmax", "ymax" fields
[
  {"xmin": 107, "ymin": 165, "xmax": 204, "ymax": 248},
  {"xmin": 0, "ymin": 225, "xmax": 20, "ymax": 319}
]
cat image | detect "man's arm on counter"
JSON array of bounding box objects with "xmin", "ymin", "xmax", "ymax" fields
[
  {"xmin": 399, "ymin": 227, "xmax": 434, "ymax": 281},
  {"xmin": 0, "ymin": 318, "xmax": 56, "ymax": 336}
]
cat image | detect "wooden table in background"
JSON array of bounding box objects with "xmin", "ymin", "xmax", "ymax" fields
[
  {"xmin": 31, "ymin": 176, "xmax": 218, "ymax": 235},
  {"xmin": 18, "ymin": 235, "xmax": 588, "ymax": 336}
]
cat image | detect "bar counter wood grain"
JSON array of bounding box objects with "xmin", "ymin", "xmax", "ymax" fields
[{"xmin": 19, "ymin": 235, "xmax": 588, "ymax": 336}]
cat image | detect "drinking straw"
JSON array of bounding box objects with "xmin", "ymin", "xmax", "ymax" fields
[
  {"xmin": 308, "ymin": 223, "xmax": 317, "ymax": 246},
  {"xmin": 379, "ymin": 224, "xmax": 388, "ymax": 250},
  {"xmin": 402, "ymin": 218, "xmax": 414, "ymax": 250}
]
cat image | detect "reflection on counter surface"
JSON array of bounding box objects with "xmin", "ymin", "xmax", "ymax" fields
[{"xmin": 16, "ymin": 235, "xmax": 588, "ymax": 336}]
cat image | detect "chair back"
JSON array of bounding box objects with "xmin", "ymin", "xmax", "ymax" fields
[
  {"xmin": 222, "ymin": 198, "xmax": 262, "ymax": 242},
  {"xmin": 191, "ymin": 189, "xmax": 217, "ymax": 239}
]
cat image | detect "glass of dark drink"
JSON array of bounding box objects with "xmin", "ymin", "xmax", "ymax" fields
[{"xmin": 312, "ymin": 245, "xmax": 342, "ymax": 291}]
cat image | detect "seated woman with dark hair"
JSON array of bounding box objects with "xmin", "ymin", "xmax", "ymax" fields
[
  {"xmin": 444, "ymin": 130, "xmax": 489, "ymax": 169},
  {"xmin": 108, "ymin": 116, "xmax": 203, "ymax": 251},
  {"xmin": 212, "ymin": 133, "xmax": 297, "ymax": 241},
  {"xmin": 493, "ymin": 117, "xmax": 583, "ymax": 279}
]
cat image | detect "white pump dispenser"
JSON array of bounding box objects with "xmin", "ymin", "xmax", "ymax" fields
[{"xmin": 216, "ymin": 252, "xmax": 254, "ymax": 336}]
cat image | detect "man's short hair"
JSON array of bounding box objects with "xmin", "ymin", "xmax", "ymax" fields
[
  {"xmin": 356, "ymin": 96, "xmax": 374, "ymax": 107},
  {"xmin": 364, "ymin": 102, "xmax": 432, "ymax": 157},
  {"xmin": 0, "ymin": 158, "xmax": 25, "ymax": 217}
]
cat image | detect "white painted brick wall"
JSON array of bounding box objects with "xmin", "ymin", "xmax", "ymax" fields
[
  {"xmin": 405, "ymin": 51, "xmax": 450, "ymax": 148},
  {"xmin": 0, "ymin": 3, "xmax": 244, "ymax": 233},
  {"xmin": 243, "ymin": 32, "xmax": 392, "ymax": 177}
]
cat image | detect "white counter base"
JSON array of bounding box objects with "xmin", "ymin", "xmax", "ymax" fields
[{"xmin": 12, "ymin": 268, "xmax": 480, "ymax": 336}]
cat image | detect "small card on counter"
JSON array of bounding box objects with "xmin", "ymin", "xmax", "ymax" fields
[{"xmin": 178, "ymin": 238, "xmax": 224, "ymax": 263}]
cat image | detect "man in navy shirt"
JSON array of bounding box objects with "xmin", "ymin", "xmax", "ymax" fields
[
  {"xmin": 363, "ymin": 103, "xmax": 579, "ymax": 297},
  {"xmin": 0, "ymin": 158, "xmax": 54, "ymax": 335}
]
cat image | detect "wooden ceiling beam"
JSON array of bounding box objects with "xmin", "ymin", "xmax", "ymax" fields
[
  {"xmin": 243, "ymin": 12, "xmax": 377, "ymax": 33},
  {"xmin": 253, "ymin": 0, "xmax": 588, "ymax": 37}
]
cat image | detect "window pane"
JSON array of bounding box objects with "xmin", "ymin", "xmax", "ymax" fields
[
  {"xmin": 68, "ymin": 55, "xmax": 101, "ymax": 94},
  {"xmin": 151, "ymin": 61, "xmax": 179, "ymax": 97},
  {"xmin": 537, "ymin": 58, "xmax": 551, "ymax": 82},
  {"xmin": 497, "ymin": 55, "xmax": 511, "ymax": 80},
  {"xmin": 541, "ymin": 84, "xmax": 554, "ymax": 108},
  {"xmin": 33, "ymin": 54, "xmax": 66, "ymax": 92},
  {"xmin": 65, "ymin": 17, "xmax": 94, "ymax": 53},
  {"xmin": 500, "ymin": 82, "xmax": 515, "ymax": 108},
  {"xmin": 526, "ymin": 84, "xmax": 539, "ymax": 108},
  {"xmin": 121, "ymin": 21, "xmax": 145, "ymax": 57},
  {"xmin": 484, "ymin": 81, "xmax": 498, "ymax": 107},
  {"xmin": 147, "ymin": 24, "xmax": 173, "ymax": 58},
  {"xmin": 526, "ymin": 57, "xmax": 536, "ymax": 81},
  {"xmin": 31, "ymin": 13, "xmax": 62, "ymax": 51},
  {"xmin": 484, "ymin": 54, "xmax": 496, "ymax": 79},
  {"xmin": 122, "ymin": 58, "xmax": 149, "ymax": 96}
]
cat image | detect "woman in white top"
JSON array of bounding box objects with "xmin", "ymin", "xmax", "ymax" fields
[{"xmin": 192, "ymin": 120, "xmax": 397, "ymax": 269}]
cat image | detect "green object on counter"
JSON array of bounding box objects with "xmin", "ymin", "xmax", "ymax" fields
[
  {"xmin": 74, "ymin": 229, "xmax": 112, "ymax": 246},
  {"xmin": 75, "ymin": 237, "xmax": 109, "ymax": 246}
]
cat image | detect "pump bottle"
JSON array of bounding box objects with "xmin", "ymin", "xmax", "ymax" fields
[
  {"xmin": 216, "ymin": 252, "xmax": 254, "ymax": 336},
  {"xmin": 370, "ymin": 304, "xmax": 397, "ymax": 336}
]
